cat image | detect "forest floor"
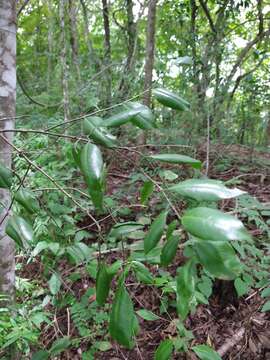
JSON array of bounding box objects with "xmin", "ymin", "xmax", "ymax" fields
[{"xmin": 20, "ymin": 143, "xmax": 270, "ymax": 360}]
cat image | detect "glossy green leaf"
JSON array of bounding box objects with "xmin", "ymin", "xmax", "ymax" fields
[
  {"xmin": 160, "ymin": 235, "xmax": 180, "ymax": 266},
  {"xmin": 182, "ymin": 207, "xmax": 251, "ymax": 242},
  {"xmin": 194, "ymin": 240, "xmax": 242, "ymax": 280},
  {"xmin": 110, "ymin": 222, "xmax": 144, "ymax": 238},
  {"xmin": 96, "ymin": 263, "xmax": 113, "ymax": 305},
  {"xmin": 149, "ymin": 154, "xmax": 201, "ymax": 169},
  {"xmin": 169, "ymin": 179, "xmax": 246, "ymax": 202},
  {"xmin": 125, "ymin": 102, "xmax": 155, "ymax": 129},
  {"xmin": 48, "ymin": 273, "xmax": 61, "ymax": 295},
  {"xmin": 153, "ymin": 88, "xmax": 190, "ymax": 111},
  {"xmin": 154, "ymin": 339, "xmax": 174, "ymax": 360},
  {"xmin": 140, "ymin": 180, "xmax": 154, "ymax": 205},
  {"xmin": 0, "ymin": 163, "xmax": 12, "ymax": 189},
  {"xmin": 144, "ymin": 211, "xmax": 168, "ymax": 254},
  {"xmin": 137, "ymin": 309, "xmax": 159, "ymax": 321},
  {"xmin": 6, "ymin": 215, "xmax": 34, "ymax": 248},
  {"xmin": 192, "ymin": 344, "xmax": 222, "ymax": 360},
  {"xmin": 80, "ymin": 142, "xmax": 104, "ymax": 210},
  {"xmin": 109, "ymin": 285, "xmax": 135, "ymax": 349},
  {"xmin": 14, "ymin": 189, "xmax": 40, "ymax": 214},
  {"xmin": 176, "ymin": 260, "xmax": 196, "ymax": 320},
  {"xmin": 132, "ymin": 261, "xmax": 153, "ymax": 284},
  {"xmin": 103, "ymin": 108, "xmax": 141, "ymax": 127},
  {"xmin": 83, "ymin": 116, "xmax": 117, "ymax": 148}
]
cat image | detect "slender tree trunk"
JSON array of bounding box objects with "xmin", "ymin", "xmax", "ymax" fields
[
  {"xmin": 143, "ymin": 0, "xmax": 157, "ymax": 107},
  {"xmin": 137, "ymin": 0, "xmax": 157, "ymax": 145},
  {"xmin": 102, "ymin": 0, "xmax": 112, "ymax": 107},
  {"xmin": 80, "ymin": 0, "xmax": 101, "ymax": 70},
  {"xmin": 59, "ymin": 0, "xmax": 70, "ymax": 129},
  {"xmin": 118, "ymin": 0, "xmax": 137, "ymax": 98},
  {"xmin": 47, "ymin": 0, "xmax": 53, "ymax": 90},
  {"xmin": 68, "ymin": 0, "xmax": 81, "ymax": 82},
  {"xmin": 0, "ymin": 0, "xmax": 16, "ymax": 301}
]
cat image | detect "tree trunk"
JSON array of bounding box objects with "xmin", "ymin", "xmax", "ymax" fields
[
  {"xmin": 80, "ymin": 0, "xmax": 101, "ymax": 70},
  {"xmin": 47, "ymin": 0, "xmax": 53, "ymax": 90},
  {"xmin": 0, "ymin": 0, "xmax": 16, "ymax": 301},
  {"xmin": 118, "ymin": 0, "xmax": 137, "ymax": 99},
  {"xmin": 102, "ymin": 0, "xmax": 112, "ymax": 107},
  {"xmin": 138, "ymin": 0, "xmax": 157, "ymax": 145},
  {"xmin": 68, "ymin": 0, "xmax": 81, "ymax": 82},
  {"xmin": 59, "ymin": 0, "xmax": 70, "ymax": 129},
  {"xmin": 143, "ymin": 0, "xmax": 157, "ymax": 107}
]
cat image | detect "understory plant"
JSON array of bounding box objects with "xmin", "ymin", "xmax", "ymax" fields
[{"xmin": 0, "ymin": 87, "xmax": 267, "ymax": 360}]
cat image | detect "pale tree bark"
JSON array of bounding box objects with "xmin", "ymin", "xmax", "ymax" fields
[
  {"xmin": 47, "ymin": 0, "xmax": 53, "ymax": 90},
  {"xmin": 59, "ymin": 0, "xmax": 70, "ymax": 129},
  {"xmin": 118, "ymin": 0, "xmax": 137, "ymax": 99},
  {"xmin": 0, "ymin": 0, "xmax": 16, "ymax": 300},
  {"xmin": 102, "ymin": 0, "xmax": 112, "ymax": 107},
  {"xmin": 143, "ymin": 0, "xmax": 157, "ymax": 107},
  {"xmin": 80, "ymin": 0, "xmax": 101, "ymax": 70},
  {"xmin": 137, "ymin": 0, "xmax": 157, "ymax": 145},
  {"xmin": 68, "ymin": 0, "xmax": 81, "ymax": 82}
]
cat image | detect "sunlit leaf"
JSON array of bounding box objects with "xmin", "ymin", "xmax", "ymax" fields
[
  {"xmin": 153, "ymin": 88, "xmax": 190, "ymax": 111},
  {"xmin": 182, "ymin": 207, "xmax": 251, "ymax": 242},
  {"xmin": 149, "ymin": 154, "xmax": 201, "ymax": 169},
  {"xmin": 170, "ymin": 179, "xmax": 246, "ymax": 202}
]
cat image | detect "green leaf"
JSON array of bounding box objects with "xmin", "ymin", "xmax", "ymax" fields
[
  {"xmin": 103, "ymin": 108, "xmax": 141, "ymax": 127},
  {"xmin": 96, "ymin": 263, "xmax": 113, "ymax": 305},
  {"xmin": 197, "ymin": 276, "xmax": 213, "ymax": 298},
  {"xmin": 48, "ymin": 273, "xmax": 61, "ymax": 296},
  {"xmin": 109, "ymin": 285, "xmax": 135, "ymax": 349},
  {"xmin": 176, "ymin": 260, "xmax": 196, "ymax": 320},
  {"xmin": 132, "ymin": 261, "xmax": 153, "ymax": 284},
  {"xmin": 154, "ymin": 339, "xmax": 174, "ymax": 360},
  {"xmin": 72, "ymin": 142, "xmax": 82, "ymax": 169},
  {"xmin": 153, "ymin": 88, "xmax": 190, "ymax": 111},
  {"xmin": 194, "ymin": 240, "xmax": 242, "ymax": 280},
  {"xmin": 83, "ymin": 117, "xmax": 117, "ymax": 148},
  {"xmin": 234, "ymin": 277, "xmax": 249, "ymax": 296},
  {"xmin": 144, "ymin": 211, "xmax": 168, "ymax": 254},
  {"xmin": 6, "ymin": 215, "xmax": 34, "ymax": 248},
  {"xmin": 166, "ymin": 220, "xmax": 178, "ymax": 239},
  {"xmin": 192, "ymin": 345, "xmax": 222, "ymax": 360},
  {"xmin": 261, "ymin": 287, "xmax": 270, "ymax": 298},
  {"xmin": 169, "ymin": 179, "xmax": 246, "ymax": 202},
  {"xmin": 137, "ymin": 309, "xmax": 159, "ymax": 321},
  {"xmin": 160, "ymin": 235, "xmax": 180, "ymax": 266},
  {"xmin": 50, "ymin": 336, "xmax": 71, "ymax": 356},
  {"xmin": 140, "ymin": 180, "xmax": 154, "ymax": 205},
  {"xmin": 95, "ymin": 341, "xmax": 112, "ymax": 351},
  {"xmin": 31, "ymin": 350, "xmax": 49, "ymax": 360},
  {"xmin": 149, "ymin": 154, "xmax": 201, "ymax": 169},
  {"xmin": 0, "ymin": 162, "xmax": 12, "ymax": 189},
  {"xmin": 109, "ymin": 222, "xmax": 144, "ymax": 238},
  {"xmin": 80, "ymin": 142, "xmax": 104, "ymax": 210},
  {"xmin": 182, "ymin": 207, "xmax": 251, "ymax": 242},
  {"xmin": 14, "ymin": 188, "xmax": 40, "ymax": 214},
  {"xmin": 261, "ymin": 300, "xmax": 270, "ymax": 312},
  {"xmin": 125, "ymin": 102, "xmax": 155, "ymax": 129},
  {"xmin": 160, "ymin": 170, "xmax": 178, "ymax": 181}
]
